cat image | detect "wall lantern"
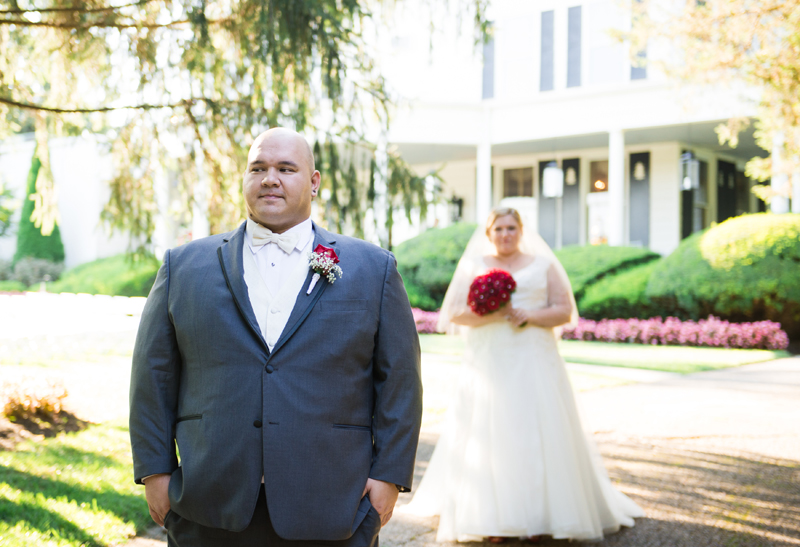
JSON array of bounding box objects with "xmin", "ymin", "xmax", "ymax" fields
[
  {"xmin": 681, "ymin": 151, "xmax": 699, "ymax": 191},
  {"xmin": 633, "ymin": 161, "xmax": 646, "ymax": 181},
  {"xmin": 542, "ymin": 161, "xmax": 564, "ymax": 198},
  {"xmin": 565, "ymin": 166, "xmax": 577, "ymax": 185}
]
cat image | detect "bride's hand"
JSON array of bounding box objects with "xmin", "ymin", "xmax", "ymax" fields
[{"xmin": 506, "ymin": 306, "xmax": 530, "ymax": 327}]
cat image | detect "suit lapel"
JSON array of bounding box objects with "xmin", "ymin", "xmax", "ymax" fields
[
  {"xmin": 269, "ymin": 223, "xmax": 339, "ymax": 358},
  {"xmin": 217, "ymin": 222, "xmax": 269, "ymax": 352}
]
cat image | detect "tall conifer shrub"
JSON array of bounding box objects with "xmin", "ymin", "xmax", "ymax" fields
[{"xmin": 12, "ymin": 150, "xmax": 65, "ymax": 264}]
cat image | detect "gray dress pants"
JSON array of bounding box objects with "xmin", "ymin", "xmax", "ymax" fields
[{"xmin": 164, "ymin": 486, "xmax": 381, "ymax": 547}]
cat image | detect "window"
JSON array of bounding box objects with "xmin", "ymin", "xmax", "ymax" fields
[
  {"xmin": 631, "ymin": 0, "xmax": 647, "ymax": 80},
  {"xmin": 567, "ymin": 6, "xmax": 582, "ymax": 88},
  {"xmin": 482, "ymin": 24, "xmax": 495, "ymax": 100},
  {"xmin": 590, "ymin": 160, "xmax": 609, "ymax": 193},
  {"xmin": 693, "ymin": 160, "xmax": 708, "ymax": 232},
  {"xmin": 540, "ymin": 11, "xmax": 555, "ymax": 91},
  {"xmin": 631, "ymin": 50, "xmax": 647, "ymax": 80},
  {"xmin": 503, "ymin": 167, "xmax": 534, "ymax": 197}
]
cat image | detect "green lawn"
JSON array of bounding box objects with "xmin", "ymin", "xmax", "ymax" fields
[
  {"xmin": 0, "ymin": 420, "xmax": 150, "ymax": 547},
  {"xmin": 418, "ymin": 334, "xmax": 790, "ymax": 374}
]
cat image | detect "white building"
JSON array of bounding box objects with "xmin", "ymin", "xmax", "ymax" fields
[
  {"xmin": 377, "ymin": 0, "xmax": 777, "ymax": 256},
  {"xmin": 0, "ymin": 0, "xmax": 790, "ymax": 267}
]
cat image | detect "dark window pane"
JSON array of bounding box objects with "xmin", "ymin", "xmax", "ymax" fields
[
  {"xmin": 590, "ymin": 160, "xmax": 609, "ymax": 193},
  {"xmin": 631, "ymin": 49, "xmax": 647, "ymax": 80},
  {"xmin": 503, "ymin": 167, "xmax": 533, "ymax": 197}
]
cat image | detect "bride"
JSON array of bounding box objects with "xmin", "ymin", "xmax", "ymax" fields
[{"xmin": 402, "ymin": 207, "xmax": 643, "ymax": 542}]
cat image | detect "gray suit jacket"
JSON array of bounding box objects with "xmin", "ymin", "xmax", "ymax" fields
[{"xmin": 129, "ymin": 222, "xmax": 423, "ymax": 540}]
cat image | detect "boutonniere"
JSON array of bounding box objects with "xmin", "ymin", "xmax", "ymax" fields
[{"xmin": 307, "ymin": 244, "xmax": 343, "ymax": 294}]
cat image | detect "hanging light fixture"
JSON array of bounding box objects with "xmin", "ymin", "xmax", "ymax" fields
[
  {"xmin": 681, "ymin": 151, "xmax": 699, "ymax": 190},
  {"xmin": 542, "ymin": 161, "xmax": 564, "ymax": 198}
]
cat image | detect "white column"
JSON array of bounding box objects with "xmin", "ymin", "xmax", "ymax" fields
[
  {"xmin": 373, "ymin": 137, "xmax": 389, "ymax": 248},
  {"xmin": 192, "ymin": 140, "xmax": 210, "ymax": 240},
  {"xmin": 771, "ymin": 132, "xmax": 790, "ymax": 214},
  {"xmin": 475, "ymin": 107, "xmax": 493, "ymax": 223},
  {"xmin": 607, "ymin": 129, "xmax": 625, "ymax": 246}
]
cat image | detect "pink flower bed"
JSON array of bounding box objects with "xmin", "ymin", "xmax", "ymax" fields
[
  {"xmin": 412, "ymin": 309, "xmax": 789, "ymax": 350},
  {"xmin": 561, "ymin": 316, "xmax": 789, "ymax": 350},
  {"xmin": 411, "ymin": 308, "xmax": 440, "ymax": 334}
]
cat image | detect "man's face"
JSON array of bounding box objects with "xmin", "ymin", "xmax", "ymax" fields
[{"xmin": 243, "ymin": 129, "xmax": 321, "ymax": 233}]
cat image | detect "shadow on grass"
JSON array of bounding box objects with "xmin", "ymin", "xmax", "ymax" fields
[
  {"xmin": 0, "ymin": 496, "xmax": 99, "ymax": 545},
  {"xmin": 0, "ymin": 410, "xmax": 91, "ymax": 450},
  {"xmin": 407, "ymin": 434, "xmax": 800, "ymax": 547}
]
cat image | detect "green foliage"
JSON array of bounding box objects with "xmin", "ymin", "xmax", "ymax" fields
[
  {"xmin": 12, "ymin": 153, "xmax": 65, "ymax": 265},
  {"xmin": 578, "ymin": 260, "xmax": 668, "ymax": 320},
  {"xmin": 554, "ymin": 245, "xmax": 661, "ymax": 300},
  {"xmin": 0, "ymin": 1, "xmax": 489, "ymax": 252},
  {"xmin": 394, "ymin": 223, "xmax": 477, "ymax": 311},
  {"xmin": 48, "ymin": 254, "xmax": 160, "ymax": 297},
  {"xmin": 0, "ymin": 422, "xmax": 150, "ymax": 546},
  {"xmin": 0, "ymin": 280, "xmax": 26, "ymax": 292},
  {"xmin": 646, "ymin": 213, "xmax": 800, "ymax": 337}
]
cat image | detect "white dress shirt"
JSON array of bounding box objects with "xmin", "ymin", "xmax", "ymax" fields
[{"xmin": 243, "ymin": 218, "xmax": 314, "ymax": 351}]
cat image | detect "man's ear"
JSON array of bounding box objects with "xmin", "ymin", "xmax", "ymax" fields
[{"xmin": 311, "ymin": 170, "xmax": 321, "ymax": 196}]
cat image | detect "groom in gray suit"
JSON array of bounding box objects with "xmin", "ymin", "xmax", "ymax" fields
[{"xmin": 129, "ymin": 127, "xmax": 423, "ymax": 546}]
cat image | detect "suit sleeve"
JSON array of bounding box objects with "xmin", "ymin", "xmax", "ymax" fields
[
  {"xmin": 369, "ymin": 252, "xmax": 423, "ymax": 492},
  {"xmin": 129, "ymin": 249, "xmax": 181, "ymax": 484}
]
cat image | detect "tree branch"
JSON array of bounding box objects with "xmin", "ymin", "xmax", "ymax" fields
[
  {"xmin": 0, "ymin": 0, "xmax": 156, "ymax": 14},
  {"xmin": 0, "ymin": 16, "xmax": 199, "ymax": 29},
  {"xmin": 0, "ymin": 95, "xmax": 193, "ymax": 113},
  {"xmin": 0, "ymin": 95, "xmax": 254, "ymax": 114}
]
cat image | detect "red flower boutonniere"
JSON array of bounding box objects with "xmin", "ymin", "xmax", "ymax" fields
[{"xmin": 307, "ymin": 244, "xmax": 343, "ymax": 294}]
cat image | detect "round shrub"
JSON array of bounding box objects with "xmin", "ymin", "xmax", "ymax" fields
[
  {"xmin": 555, "ymin": 245, "xmax": 661, "ymax": 300},
  {"xmin": 394, "ymin": 223, "xmax": 477, "ymax": 311},
  {"xmin": 578, "ymin": 260, "xmax": 668, "ymax": 320},
  {"xmin": 646, "ymin": 213, "xmax": 800, "ymax": 338}
]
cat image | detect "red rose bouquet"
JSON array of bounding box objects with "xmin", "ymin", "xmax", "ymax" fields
[{"xmin": 468, "ymin": 269, "xmax": 517, "ymax": 316}]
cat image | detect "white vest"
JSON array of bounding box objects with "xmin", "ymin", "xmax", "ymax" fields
[{"xmin": 242, "ymin": 244, "xmax": 311, "ymax": 351}]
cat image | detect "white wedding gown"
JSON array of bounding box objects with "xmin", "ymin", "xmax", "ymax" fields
[{"xmin": 403, "ymin": 257, "xmax": 643, "ymax": 542}]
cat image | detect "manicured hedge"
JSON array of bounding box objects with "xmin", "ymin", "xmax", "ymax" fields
[
  {"xmin": 47, "ymin": 254, "xmax": 160, "ymax": 297},
  {"xmin": 0, "ymin": 280, "xmax": 27, "ymax": 293},
  {"xmin": 554, "ymin": 245, "xmax": 661, "ymax": 300},
  {"xmin": 578, "ymin": 260, "xmax": 667, "ymax": 320},
  {"xmin": 646, "ymin": 213, "xmax": 800, "ymax": 338},
  {"xmin": 395, "ymin": 223, "xmax": 477, "ymax": 311}
]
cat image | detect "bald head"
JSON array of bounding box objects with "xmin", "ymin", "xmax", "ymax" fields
[
  {"xmin": 242, "ymin": 126, "xmax": 322, "ymax": 233},
  {"xmin": 249, "ymin": 127, "xmax": 315, "ymax": 172}
]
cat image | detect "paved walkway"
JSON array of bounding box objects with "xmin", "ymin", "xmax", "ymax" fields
[{"xmin": 1, "ymin": 295, "xmax": 796, "ymax": 547}]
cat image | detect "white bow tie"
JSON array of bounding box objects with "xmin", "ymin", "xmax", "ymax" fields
[{"xmin": 251, "ymin": 224, "xmax": 300, "ymax": 254}]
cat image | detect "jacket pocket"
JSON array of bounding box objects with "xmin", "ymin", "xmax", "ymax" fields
[
  {"xmin": 176, "ymin": 414, "xmax": 202, "ymax": 423},
  {"xmin": 332, "ymin": 423, "xmax": 371, "ymax": 432}
]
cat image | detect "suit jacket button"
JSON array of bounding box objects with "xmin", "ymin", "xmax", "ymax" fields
[
  {"xmin": 253, "ymin": 420, "xmax": 263, "ymax": 428},
  {"xmin": 265, "ymin": 365, "xmax": 274, "ymax": 374}
]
